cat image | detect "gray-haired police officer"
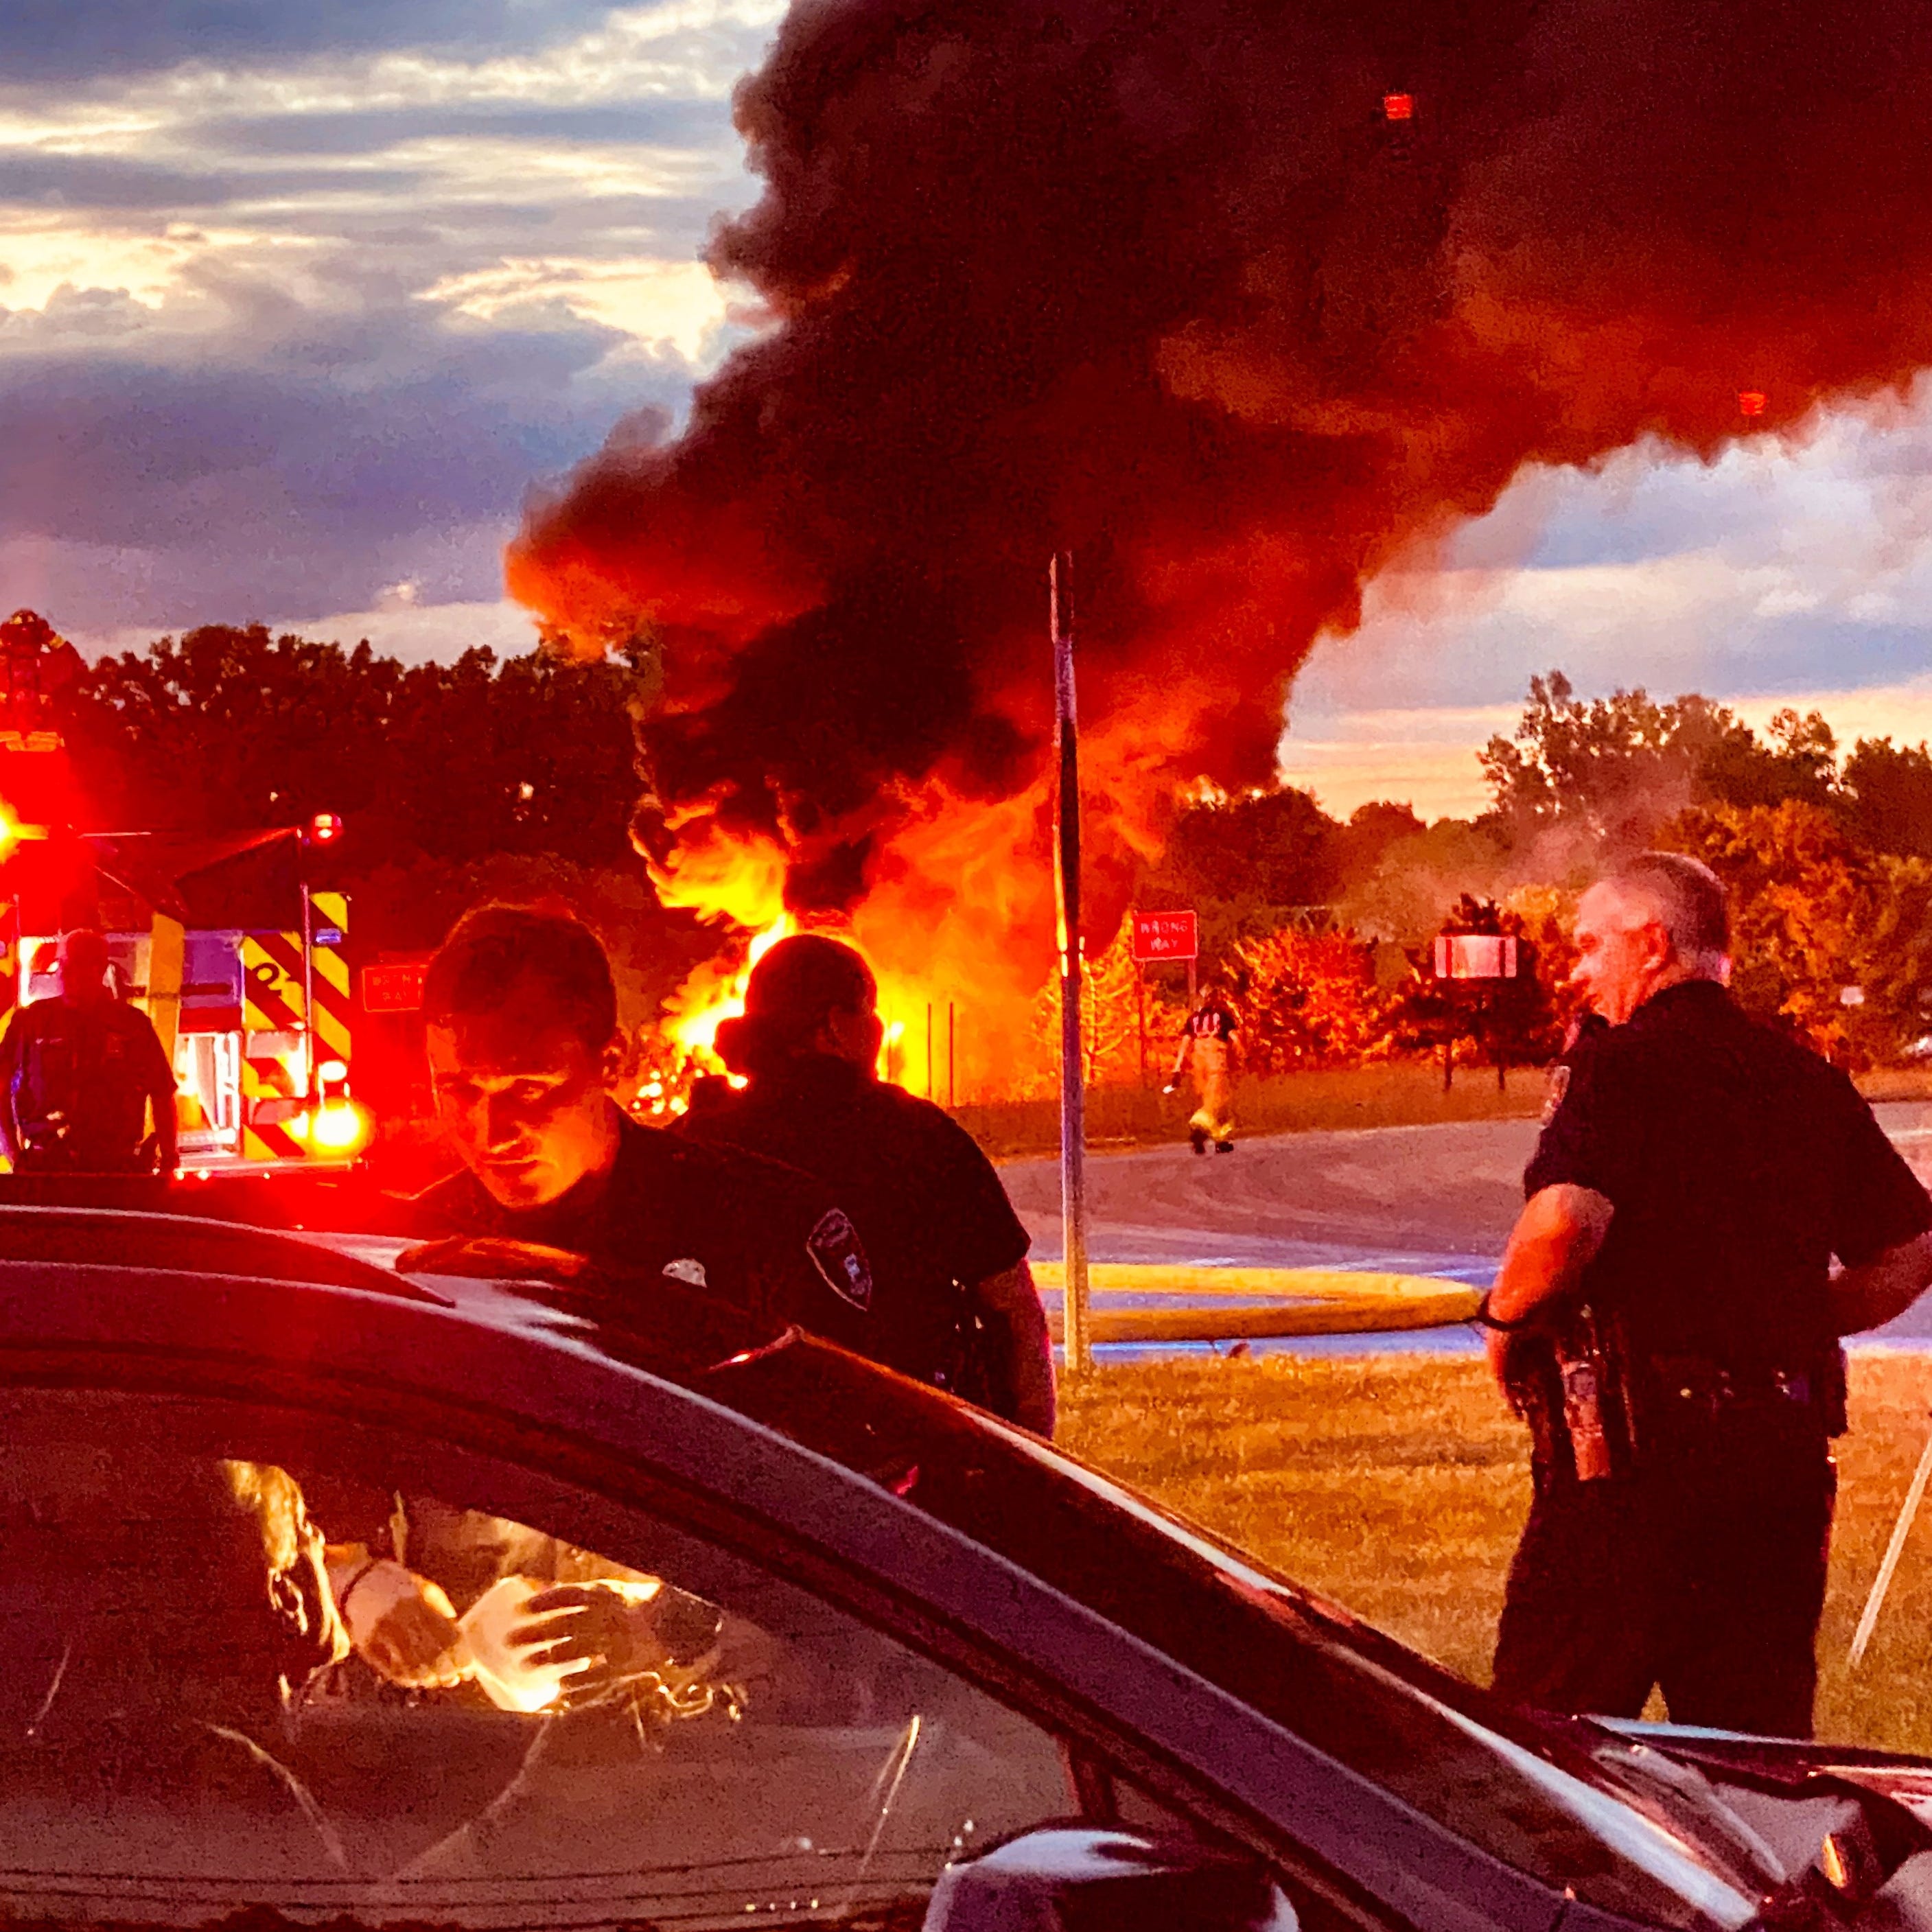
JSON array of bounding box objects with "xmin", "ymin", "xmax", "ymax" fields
[{"xmin": 1484, "ymin": 852, "xmax": 1932, "ymax": 1737}]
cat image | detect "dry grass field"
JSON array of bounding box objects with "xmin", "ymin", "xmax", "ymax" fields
[
  {"xmin": 957, "ymin": 1062, "xmax": 1542, "ymax": 1161},
  {"xmin": 951, "ymin": 1062, "xmax": 1932, "ymax": 1163},
  {"xmin": 1060, "ymin": 1350, "xmax": 1932, "ymax": 1753}
]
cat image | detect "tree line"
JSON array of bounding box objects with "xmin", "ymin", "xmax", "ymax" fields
[
  {"xmin": 41, "ymin": 629, "xmax": 1932, "ymax": 1082},
  {"xmin": 1106, "ymin": 672, "xmax": 1932, "ymax": 1086}
]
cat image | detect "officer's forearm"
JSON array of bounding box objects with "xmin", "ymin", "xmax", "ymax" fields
[
  {"xmin": 1489, "ymin": 1185, "xmax": 1615, "ymax": 1327},
  {"xmin": 970, "ymin": 1263, "xmax": 1057, "ymax": 1436},
  {"xmin": 1832, "ymin": 1232, "xmax": 1932, "ymax": 1336}
]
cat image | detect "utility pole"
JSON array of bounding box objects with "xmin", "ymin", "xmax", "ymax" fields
[{"xmin": 1052, "ymin": 552, "xmax": 1091, "ymax": 1376}]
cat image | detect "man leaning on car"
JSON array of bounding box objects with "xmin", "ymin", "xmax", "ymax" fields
[
  {"xmin": 1482, "ymin": 852, "xmax": 1932, "ymax": 1738},
  {"xmin": 405, "ymin": 903, "xmax": 877, "ymax": 1352}
]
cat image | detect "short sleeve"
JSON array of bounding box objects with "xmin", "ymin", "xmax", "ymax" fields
[
  {"xmin": 1522, "ymin": 1043, "xmax": 1642, "ymax": 1203},
  {"xmin": 1828, "ymin": 1086, "xmax": 1932, "ymax": 1266},
  {"xmin": 924, "ymin": 1118, "xmax": 1032, "ymax": 1285}
]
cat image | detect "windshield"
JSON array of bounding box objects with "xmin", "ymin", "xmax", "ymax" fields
[{"xmin": 677, "ymin": 1329, "xmax": 1774, "ymax": 1930}]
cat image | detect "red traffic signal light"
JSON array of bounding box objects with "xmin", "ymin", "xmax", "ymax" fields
[
  {"xmin": 1383, "ymin": 93, "xmax": 1415, "ymax": 121},
  {"xmin": 308, "ymin": 811, "xmax": 343, "ymax": 844}
]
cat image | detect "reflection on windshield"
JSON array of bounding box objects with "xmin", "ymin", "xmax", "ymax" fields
[
  {"xmin": 0, "ymin": 1412, "xmax": 1072, "ymax": 1931},
  {"xmin": 697, "ymin": 1335, "xmax": 1777, "ymax": 1931}
]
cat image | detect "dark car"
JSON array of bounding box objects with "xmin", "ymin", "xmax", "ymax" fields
[{"xmin": 1, "ymin": 1198, "xmax": 1931, "ymax": 1932}]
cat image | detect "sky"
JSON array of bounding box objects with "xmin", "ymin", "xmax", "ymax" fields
[{"xmin": 8, "ymin": 0, "xmax": 1932, "ymax": 821}]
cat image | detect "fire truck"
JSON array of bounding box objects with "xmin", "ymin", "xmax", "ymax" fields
[
  {"xmin": 0, "ymin": 608, "xmax": 371, "ymax": 1172},
  {"xmin": 0, "ymin": 822, "xmax": 367, "ymax": 1170}
]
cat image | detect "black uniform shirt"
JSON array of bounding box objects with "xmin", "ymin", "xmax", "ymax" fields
[
  {"xmin": 410, "ymin": 1114, "xmax": 874, "ymax": 1357},
  {"xmin": 0, "ymin": 995, "xmax": 174, "ymax": 1165},
  {"xmin": 675, "ymin": 1056, "xmax": 1031, "ymax": 1385},
  {"xmin": 1525, "ymin": 979, "xmax": 1932, "ymax": 1368}
]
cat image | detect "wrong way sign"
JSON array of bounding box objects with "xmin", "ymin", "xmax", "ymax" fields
[{"xmin": 1131, "ymin": 909, "xmax": 1198, "ymax": 963}]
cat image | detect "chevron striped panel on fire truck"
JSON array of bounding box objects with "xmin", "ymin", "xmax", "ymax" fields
[
  {"xmin": 242, "ymin": 931, "xmax": 307, "ymax": 1162},
  {"xmin": 309, "ymin": 892, "xmax": 351, "ymax": 1068}
]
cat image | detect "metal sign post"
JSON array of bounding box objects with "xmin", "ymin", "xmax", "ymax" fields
[
  {"xmin": 1052, "ymin": 554, "xmax": 1091, "ymax": 1377},
  {"xmin": 1132, "ymin": 909, "xmax": 1200, "ymax": 1094}
]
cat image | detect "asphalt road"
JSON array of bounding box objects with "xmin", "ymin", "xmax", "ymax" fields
[{"xmin": 1003, "ymin": 1101, "xmax": 1932, "ymax": 1350}]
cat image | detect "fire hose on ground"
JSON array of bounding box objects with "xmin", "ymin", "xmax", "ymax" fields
[
  {"xmin": 1027, "ymin": 1261, "xmax": 1478, "ymax": 1347},
  {"xmin": 1032, "ymin": 1262, "xmax": 1931, "ymax": 1671}
]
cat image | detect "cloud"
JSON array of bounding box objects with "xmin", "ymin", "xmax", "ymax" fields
[
  {"xmin": 0, "ymin": 0, "xmax": 624, "ymax": 84},
  {"xmin": 1279, "ymin": 384, "xmax": 1932, "ymax": 815},
  {"xmin": 1294, "ymin": 386, "xmax": 1932, "ymax": 719},
  {"xmin": 0, "ymin": 0, "xmax": 780, "ymax": 642},
  {"xmin": 0, "ymin": 278, "xmax": 704, "ymax": 634},
  {"xmin": 197, "ymin": 98, "xmax": 732, "ymax": 158},
  {"xmin": 0, "ymin": 150, "xmax": 426, "ymax": 211}
]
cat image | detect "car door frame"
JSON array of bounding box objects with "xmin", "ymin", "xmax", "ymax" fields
[{"xmin": 0, "ymin": 1255, "xmax": 1610, "ymax": 1932}]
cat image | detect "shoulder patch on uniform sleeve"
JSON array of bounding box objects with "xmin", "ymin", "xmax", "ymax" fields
[
  {"xmin": 807, "ymin": 1209, "xmax": 873, "ymax": 1312},
  {"xmin": 1540, "ymin": 1062, "xmax": 1571, "ymax": 1127}
]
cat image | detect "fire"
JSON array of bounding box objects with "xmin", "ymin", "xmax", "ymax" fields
[
  {"xmin": 671, "ymin": 912, "xmax": 797, "ymax": 1071},
  {"xmin": 617, "ymin": 695, "xmax": 1180, "ymax": 1113}
]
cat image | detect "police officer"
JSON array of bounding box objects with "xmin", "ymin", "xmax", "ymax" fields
[
  {"xmin": 1484, "ymin": 852, "xmax": 1932, "ymax": 1736},
  {"xmin": 408, "ymin": 905, "xmax": 876, "ymax": 1357},
  {"xmin": 676, "ymin": 935, "xmax": 1056, "ymax": 1436},
  {"xmin": 0, "ymin": 928, "xmax": 178, "ymax": 1175},
  {"xmin": 355, "ymin": 906, "xmax": 884, "ymax": 1696},
  {"xmin": 1167, "ymin": 984, "xmax": 1239, "ymax": 1155}
]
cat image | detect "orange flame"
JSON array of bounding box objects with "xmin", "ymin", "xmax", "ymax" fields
[
  {"xmin": 634, "ymin": 714, "xmax": 1172, "ymax": 1106},
  {"xmin": 667, "ymin": 909, "xmax": 797, "ymax": 1074}
]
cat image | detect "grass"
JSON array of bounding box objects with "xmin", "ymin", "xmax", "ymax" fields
[
  {"xmin": 950, "ymin": 1059, "xmax": 1932, "ymax": 1163},
  {"xmin": 1059, "ymin": 1350, "xmax": 1932, "ymax": 1752},
  {"xmin": 954, "ymin": 1060, "xmax": 1544, "ymax": 1161}
]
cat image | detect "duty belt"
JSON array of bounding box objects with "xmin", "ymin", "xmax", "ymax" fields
[{"xmin": 1646, "ymin": 1355, "xmax": 1826, "ymax": 1417}]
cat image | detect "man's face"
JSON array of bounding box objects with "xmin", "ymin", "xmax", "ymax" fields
[
  {"xmin": 427, "ymin": 1001, "xmax": 619, "ymax": 1209},
  {"xmin": 1571, "ymin": 882, "xmax": 1671, "ymax": 1025}
]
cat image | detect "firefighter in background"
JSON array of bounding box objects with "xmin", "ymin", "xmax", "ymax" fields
[
  {"xmin": 0, "ymin": 929, "xmax": 179, "ymax": 1174},
  {"xmin": 1167, "ymin": 984, "xmax": 1240, "ymax": 1155}
]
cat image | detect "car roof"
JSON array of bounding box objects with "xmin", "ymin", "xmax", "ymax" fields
[{"xmin": 0, "ymin": 1199, "xmax": 1836, "ymax": 1928}]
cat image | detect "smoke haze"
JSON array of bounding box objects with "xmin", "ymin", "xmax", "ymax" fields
[{"xmin": 509, "ymin": 0, "xmax": 1932, "ymax": 1057}]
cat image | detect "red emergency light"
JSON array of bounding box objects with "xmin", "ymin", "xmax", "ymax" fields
[
  {"xmin": 1383, "ymin": 93, "xmax": 1415, "ymax": 121},
  {"xmin": 1738, "ymin": 390, "xmax": 1767, "ymax": 417},
  {"xmin": 308, "ymin": 811, "xmax": 344, "ymax": 844}
]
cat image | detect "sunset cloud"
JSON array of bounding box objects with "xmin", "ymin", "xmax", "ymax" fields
[{"xmin": 0, "ymin": 0, "xmax": 778, "ymax": 642}]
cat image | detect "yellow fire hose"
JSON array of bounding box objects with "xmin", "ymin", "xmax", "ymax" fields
[{"xmin": 1028, "ymin": 1262, "xmax": 1479, "ymax": 1346}]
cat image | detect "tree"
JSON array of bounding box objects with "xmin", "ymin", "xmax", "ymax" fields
[
  {"xmin": 1480, "ymin": 671, "xmax": 1837, "ymax": 843},
  {"xmin": 1387, "ymin": 895, "xmax": 1564, "ymax": 1072},
  {"xmin": 1841, "ymin": 737, "xmax": 1932, "ymax": 859},
  {"xmin": 54, "ymin": 625, "xmax": 647, "ymax": 868},
  {"xmin": 1023, "ymin": 927, "xmax": 1150, "ymax": 1095},
  {"xmin": 1137, "ymin": 786, "xmax": 1344, "ymax": 963},
  {"xmin": 1657, "ymin": 801, "xmax": 1932, "ymax": 1067},
  {"xmin": 1339, "ymin": 817, "xmax": 1511, "ymax": 944},
  {"xmin": 1334, "ymin": 800, "xmax": 1426, "ymax": 887},
  {"xmin": 1231, "ymin": 928, "xmax": 1395, "ymax": 1073}
]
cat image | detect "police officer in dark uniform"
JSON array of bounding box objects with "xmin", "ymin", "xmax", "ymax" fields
[
  {"xmin": 408, "ymin": 906, "xmax": 876, "ymax": 1358},
  {"xmin": 348, "ymin": 906, "xmax": 883, "ymax": 1694},
  {"xmin": 676, "ymin": 934, "xmax": 1056, "ymax": 1435},
  {"xmin": 0, "ymin": 928, "xmax": 179, "ymax": 1175},
  {"xmin": 1484, "ymin": 853, "xmax": 1932, "ymax": 1736}
]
